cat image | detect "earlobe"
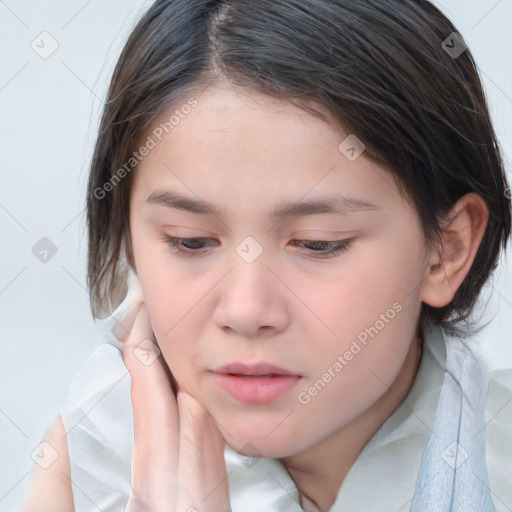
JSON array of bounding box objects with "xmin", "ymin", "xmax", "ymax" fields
[{"xmin": 420, "ymin": 193, "xmax": 488, "ymax": 308}]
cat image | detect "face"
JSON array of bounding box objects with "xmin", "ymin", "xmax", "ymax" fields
[{"xmin": 129, "ymin": 85, "xmax": 431, "ymax": 458}]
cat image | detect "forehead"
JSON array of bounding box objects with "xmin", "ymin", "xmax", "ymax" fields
[
  {"xmin": 144, "ymin": 85, "xmax": 340, "ymax": 155},
  {"xmin": 131, "ymin": 86, "xmax": 405, "ymax": 219}
]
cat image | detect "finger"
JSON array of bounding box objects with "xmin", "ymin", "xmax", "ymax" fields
[
  {"xmin": 174, "ymin": 391, "xmax": 231, "ymax": 512},
  {"xmin": 123, "ymin": 305, "xmax": 180, "ymax": 509}
]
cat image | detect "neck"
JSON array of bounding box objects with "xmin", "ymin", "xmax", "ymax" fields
[{"xmin": 281, "ymin": 328, "xmax": 424, "ymax": 511}]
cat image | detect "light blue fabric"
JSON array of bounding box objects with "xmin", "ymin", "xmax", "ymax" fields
[{"xmin": 410, "ymin": 328, "xmax": 496, "ymax": 511}]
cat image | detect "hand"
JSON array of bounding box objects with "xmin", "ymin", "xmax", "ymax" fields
[{"xmin": 122, "ymin": 304, "xmax": 231, "ymax": 512}]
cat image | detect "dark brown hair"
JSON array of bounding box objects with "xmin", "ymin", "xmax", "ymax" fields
[{"xmin": 86, "ymin": 0, "xmax": 511, "ymax": 338}]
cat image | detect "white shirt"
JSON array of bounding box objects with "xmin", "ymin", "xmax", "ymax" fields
[{"xmin": 56, "ymin": 317, "xmax": 512, "ymax": 511}]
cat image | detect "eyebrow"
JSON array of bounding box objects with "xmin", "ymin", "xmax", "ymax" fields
[{"xmin": 146, "ymin": 189, "xmax": 382, "ymax": 219}]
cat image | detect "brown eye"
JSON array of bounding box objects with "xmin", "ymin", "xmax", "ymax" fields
[{"xmin": 162, "ymin": 236, "xmax": 218, "ymax": 254}]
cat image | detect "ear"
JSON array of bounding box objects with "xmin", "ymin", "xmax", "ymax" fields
[{"xmin": 420, "ymin": 193, "xmax": 489, "ymax": 308}]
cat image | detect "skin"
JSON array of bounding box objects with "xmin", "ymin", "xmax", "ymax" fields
[
  {"xmin": 125, "ymin": 84, "xmax": 489, "ymax": 511},
  {"xmin": 126, "ymin": 84, "xmax": 489, "ymax": 510},
  {"xmin": 21, "ymin": 84, "xmax": 488, "ymax": 512}
]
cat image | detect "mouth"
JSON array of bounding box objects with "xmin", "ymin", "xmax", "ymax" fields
[
  {"xmin": 211, "ymin": 371, "xmax": 301, "ymax": 404},
  {"xmin": 212, "ymin": 361, "xmax": 300, "ymax": 377},
  {"xmin": 226, "ymin": 373, "xmax": 285, "ymax": 378}
]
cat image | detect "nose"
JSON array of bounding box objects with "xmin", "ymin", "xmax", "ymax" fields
[{"xmin": 212, "ymin": 248, "xmax": 290, "ymax": 338}]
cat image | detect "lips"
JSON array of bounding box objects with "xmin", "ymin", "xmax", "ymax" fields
[
  {"xmin": 211, "ymin": 362, "xmax": 301, "ymax": 404},
  {"xmin": 212, "ymin": 362, "xmax": 300, "ymax": 377}
]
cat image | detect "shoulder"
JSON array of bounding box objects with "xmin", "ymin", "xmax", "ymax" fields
[
  {"xmin": 59, "ymin": 343, "xmax": 134, "ymax": 506},
  {"xmin": 485, "ymin": 368, "xmax": 512, "ymax": 512}
]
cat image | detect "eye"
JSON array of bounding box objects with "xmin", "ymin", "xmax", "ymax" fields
[
  {"xmin": 289, "ymin": 239, "xmax": 353, "ymax": 257},
  {"xmin": 162, "ymin": 236, "xmax": 217, "ymax": 254},
  {"xmin": 161, "ymin": 236, "xmax": 354, "ymax": 258}
]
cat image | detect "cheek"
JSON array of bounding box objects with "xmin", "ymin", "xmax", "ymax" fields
[
  {"xmin": 291, "ymin": 246, "xmax": 421, "ymax": 419},
  {"xmin": 293, "ymin": 250, "xmax": 407, "ymax": 348},
  {"xmin": 136, "ymin": 277, "xmax": 209, "ymax": 388},
  {"xmin": 131, "ymin": 232, "xmax": 198, "ymax": 328},
  {"xmin": 294, "ymin": 308, "xmax": 416, "ymax": 443}
]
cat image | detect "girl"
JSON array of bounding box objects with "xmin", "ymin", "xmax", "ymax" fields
[{"xmin": 21, "ymin": 0, "xmax": 512, "ymax": 511}]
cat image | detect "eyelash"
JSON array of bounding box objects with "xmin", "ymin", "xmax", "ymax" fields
[{"xmin": 161, "ymin": 236, "xmax": 353, "ymax": 258}]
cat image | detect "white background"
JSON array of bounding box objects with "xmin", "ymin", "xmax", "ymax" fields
[{"xmin": 0, "ymin": 0, "xmax": 511, "ymax": 509}]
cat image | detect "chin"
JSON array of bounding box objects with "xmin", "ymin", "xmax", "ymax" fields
[{"xmin": 224, "ymin": 431, "xmax": 308, "ymax": 459}]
